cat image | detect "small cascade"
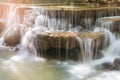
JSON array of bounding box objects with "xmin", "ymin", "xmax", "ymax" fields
[
  {"xmin": 76, "ymin": 37, "xmax": 94, "ymax": 62},
  {"xmin": 94, "ymin": 27, "xmax": 116, "ymax": 47},
  {"xmin": 95, "ymin": 16, "xmax": 120, "ymax": 38},
  {"xmin": 103, "ymin": 40, "xmax": 120, "ymax": 57}
]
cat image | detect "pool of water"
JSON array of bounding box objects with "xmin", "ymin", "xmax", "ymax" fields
[{"xmin": 0, "ymin": 47, "xmax": 119, "ymax": 80}]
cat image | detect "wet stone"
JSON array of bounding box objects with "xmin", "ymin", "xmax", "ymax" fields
[
  {"xmin": 4, "ymin": 25, "xmax": 21, "ymax": 46},
  {"xmin": 34, "ymin": 32, "xmax": 104, "ymax": 50},
  {"xmin": 101, "ymin": 58, "xmax": 120, "ymax": 71},
  {"xmin": 32, "ymin": 31, "xmax": 105, "ymax": 60},
  {"xmin": 102, "ymin": 62, "xmax": 113, "ymax": 70},
  {"xmin": 114, "ymin": 58, "xmax": 120, "ymax": 65},
  {"xmin": 113, "ymin": 58, "xmax": 120, "ymax": 70}
]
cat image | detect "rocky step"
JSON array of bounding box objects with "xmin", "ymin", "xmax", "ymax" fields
[
  {"xmin": 96, "ymin": 16, "xmax": 120, "ymax": 37},
  {"xmin": 29, "ymin": 31, "xmax": 106, "ymax": 60},
  {"xmin": 33, "ymin": 31, "xmax": 104, "ymax": 50}
]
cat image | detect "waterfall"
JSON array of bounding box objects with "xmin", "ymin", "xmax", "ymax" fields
[
  {"xmin": 94, "ymin": 27, "xmax": 116, "ymax": 46},
  {"xmin": 1, "ymin": 4, "xmax": 115, "ymax": 62},
  {"xmin": 76, "ymin": 37, "xmax": 94, "ymax": 62},
  {"xmin": 103, "ymin": 40, "xmax": 120, "ymax": 57},
  {"xmin": 0, "ymin": 3, "xmax": 119, "ymax": 62},
  {"xmin": 1, "ymin": 3, "xmax": 120, "ymax": 80}
]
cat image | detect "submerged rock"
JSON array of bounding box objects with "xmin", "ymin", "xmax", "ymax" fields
[
  {"xmin": 114, "ymin": 58, "xmax": 120, "ymax": 65},
  {"xmin": 101, "ymin": 58, "xmax": 120, "ymax": 71},
  {"xmin": 34, "ymin": 32, "xmax": 77, "ymax": 50},
  {"xmin": 113, "ymin": 58, "xmax": 120, "ymax": 70},
  {"xmin": 102, "ymin": 62, "xmax": 113, "ymax": 70}
]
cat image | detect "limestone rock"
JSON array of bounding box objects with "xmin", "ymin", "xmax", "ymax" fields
[
  {"xmin": 78, "ymin": 32, "xmax": 103, "ymax": 39},
  {"xmin": 32, "ymin": 31, "xmax": 105, "ymax": 60},
  {"xmin": 34, "ymin": 32, "xmax": 77, "ymax": 50},
  {"xmin": 34, "ymin": 32, "xmax": 104, "ymax": 50},
  {"xmin": 34, "ymin": 31, "xmax": 104, "ymax": 49},
  {"xmin": 4, "ymin": 25, "xmax": 21, "ymax": 46},
  {"xmin": 48, "ymin": 32, "xmax": 77, "ymax": 49},
  {"xmin": 34, "ymin": 32, "xmax": 50, "ymax": 50}
]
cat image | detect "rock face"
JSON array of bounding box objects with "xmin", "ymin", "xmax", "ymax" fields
[
  {"xmin": 33, "ymin": 32, "xmax": 104, "ymax": 50},
  {"xmin": 34, "ymin": 32, "xmax": 77, "ymax": 50},
  {"xmin": 31, "ymin": 31, "xmax": 105, "ymax": 60}
]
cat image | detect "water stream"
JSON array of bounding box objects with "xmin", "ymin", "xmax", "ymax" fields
[{"xmin": 0, "ymin": 3, "xmax": 120, "ymax": 80}]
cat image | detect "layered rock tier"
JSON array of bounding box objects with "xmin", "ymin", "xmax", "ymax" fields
[
  {"xmin": 31, "ymin": 31, "xmax": 105, "ymax": 60},
  {"xmin": 33, "ymin": 32, "xmax": 104, "ymax": 50},
  {"xmin": 96, "ymin": 16, "xmax": 120, "ymax": 37}
]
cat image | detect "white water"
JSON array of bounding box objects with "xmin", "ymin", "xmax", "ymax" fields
[
  {"xmin": 76, "ymin": 37, "xmax": 94, "ymax": 63},
  {"xmin": 0, "ymin": 3, "xmax": 120, "ymax": 80},
  {"xmin": 94, "ymin": 27, "xmax": 116, "ymax": 46}
]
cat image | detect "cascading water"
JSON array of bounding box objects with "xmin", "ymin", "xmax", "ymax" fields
[
  {"xmin": 0, "ymin": 3, "xmax": 120, "ymax": 80},
  {"xmin": 76, "ymin": 37, "xmax": 94, "ymax": 63}
]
